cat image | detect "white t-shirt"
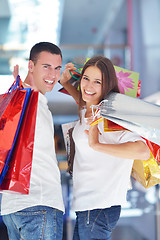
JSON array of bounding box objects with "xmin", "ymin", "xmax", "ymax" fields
[
  {"xmin": 0, "ymin": 93, "xmax": 65, "ymax": 215},
  {"xmin": 72, "ymin": 109, "xmax": 145, "ymax": 211}
]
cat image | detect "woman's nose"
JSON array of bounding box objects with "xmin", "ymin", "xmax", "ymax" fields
[{"xmin": 86, "ymin": 81, "xmax": 94, "ymax": 88}]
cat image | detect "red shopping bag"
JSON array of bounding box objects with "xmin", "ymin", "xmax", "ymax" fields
[
  {"xmin": 0, "ymin": 78, "xmax": 31, "ymax": 175},
  {"xmin": 0, "ymin": 90, "xmax": 38, "ymax": 194},
  {"xmin": 144, "ymin": 139, "xmax": 160, "ymax": 163}
]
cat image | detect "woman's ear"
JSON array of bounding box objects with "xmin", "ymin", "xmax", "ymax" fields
[{"xmin": 28, "ymin": 60, "xmax": 34, "ymax": 73}]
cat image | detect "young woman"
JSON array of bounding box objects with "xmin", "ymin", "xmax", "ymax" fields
[{"xmin": 60, "ymin": 56, "xmax": 150, "ymax": 240}]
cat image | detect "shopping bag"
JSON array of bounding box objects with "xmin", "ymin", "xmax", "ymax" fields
[
  {"xmin": 0, "ymin": 90, "xmax": 38, "ymax": 194},
  {"xmin": 103, "ymin": 119, "xmax": 160, "ymax": 188},
  {"xmin": 145, "ymin": 139, "xmax": 160, "ymax": 163},
  {"xmin": 0, "ymin": 77, "xmax": 31, "ymax": 176},
  {"xmin": 62, "ymin": 121, "xmax": 78, "ymax": 176},
  {"xmin": 103, "ymin": 119, "xmax": 127, "ymax": 132},
  {"xmin": 99, "ymin": 92, "xmax": 160, "ymax": 145},
  {"xmin": 131, "ymin": 153, "xmax": 160, "ymax": 188}
]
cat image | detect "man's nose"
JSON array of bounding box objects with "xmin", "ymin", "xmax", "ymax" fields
[{"xmin": 48, "ymin": 69, "xmax": 56, "ymax": 78}]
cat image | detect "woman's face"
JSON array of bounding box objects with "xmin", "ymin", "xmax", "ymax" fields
[{"xmin": 80, "ymin": 66, "xmax": 102, "ymax": 106}]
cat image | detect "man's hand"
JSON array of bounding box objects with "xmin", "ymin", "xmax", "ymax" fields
[{"xmin": 13, "ymin": 65, "xmax": 19, "ymax": 80}]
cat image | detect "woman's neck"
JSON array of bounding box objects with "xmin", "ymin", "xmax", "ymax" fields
[
  {"xmin": 85, "ymin": 109, "xmax": 92, "ymax": 118},
  {"xmin": 85, "ymin": 104, "xmax": 98, "ymax": 118}
]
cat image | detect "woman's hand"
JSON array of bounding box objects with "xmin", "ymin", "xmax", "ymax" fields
[
  {"xmin": 59, "ymin": 62, "xmax": 80, "ymax": 103},
  {"xmin": 85, "ymin": 124, "xmax": 100, "ymax": 148},
  {"xmin": 88, "ymin": 124, "xmax": 99, "ymax": 148},
  {"xmin": 86, "ymin": 116, "xmax": 94, "ymax": 125},
  {"xmin": 60, "ymin": 63, "xmax": 77, "ymax": 86}
]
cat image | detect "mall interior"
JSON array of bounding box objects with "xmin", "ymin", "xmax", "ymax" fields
[{"xmin": 0, "ymin": 0, "xmax": 160, "ymax": 239}]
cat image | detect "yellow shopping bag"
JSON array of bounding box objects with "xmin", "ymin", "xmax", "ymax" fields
[{"xmin": 132, "ymin": 153, "xmax": 160, "ymax": 188}]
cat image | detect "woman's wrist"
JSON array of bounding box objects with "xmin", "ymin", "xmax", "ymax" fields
[
  {"xmin": 59, "ymin": 80, "xmax": 69, "ymax": 87},
  {"xmin": 90, "ymin": 142, "xmax": 101, "ymax": 151}
]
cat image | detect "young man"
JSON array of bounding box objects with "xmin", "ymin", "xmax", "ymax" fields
[{"xmin": 1, "ymin": 42, "xmax": 65, "ymax": 240}]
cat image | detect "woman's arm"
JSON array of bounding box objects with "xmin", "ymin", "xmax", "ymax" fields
[
  {"xmin": 86, "ymin": 124, "xmax": 150, "ymax": 160},
  {"xmin": 60, "ymin": 63, "xmax": 80, "ymax": 104}
]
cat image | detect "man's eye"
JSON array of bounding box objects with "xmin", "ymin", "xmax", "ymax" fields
[{"xmin": 56, "ymin": 66, "xmax": 61, "ymax": 71}]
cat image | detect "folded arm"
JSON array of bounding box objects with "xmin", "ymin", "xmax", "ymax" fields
[{"xmin": 86, "ymin": 124, "xmax": 150, "ymax": 160}]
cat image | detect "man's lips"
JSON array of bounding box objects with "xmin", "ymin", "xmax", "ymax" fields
[{"xmin": 44, "ymin": 79, "xmax": 54, "ymax": 84}]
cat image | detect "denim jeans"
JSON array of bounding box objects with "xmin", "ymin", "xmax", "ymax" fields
[
  {"xmin": 73, "ymin": 206, "xmax": 121, "ymax": 240},
  {"xmin": 2, "ymin": 205, "xmax": 63, "ymax": 240}
]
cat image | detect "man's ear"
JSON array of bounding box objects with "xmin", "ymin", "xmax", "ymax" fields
[{"xmin": 28, "ymin": 60, "xmax": 34, "ymax": 72}]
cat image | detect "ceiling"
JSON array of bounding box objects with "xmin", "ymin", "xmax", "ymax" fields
[
  {"xmin": 0, "ymin": 0, "xmax": 127, "ymax": 73},
  {"xmin": 60, "ymin": 0, "xmax": 127, "ymax": 63},
  {"xmin": 60, "ymin": 0, "xmax": 126, "ymax": 45},
  {"xmin": 0, "ymin": 0, "xmax": 127, "ymax": 117}
]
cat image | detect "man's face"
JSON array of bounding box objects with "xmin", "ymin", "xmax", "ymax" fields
[{"xmin": 29, "ymin": 51, "xmax": 62, "ymax": 95}]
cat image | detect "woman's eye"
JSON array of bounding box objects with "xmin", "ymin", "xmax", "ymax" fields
[
  {"xmin": 83, "ymin": 77, "xmax": 89, "ymax": 80},
  {"xmin": 96, "ymin": 81, "xmax": 101, "ymax": 84}
]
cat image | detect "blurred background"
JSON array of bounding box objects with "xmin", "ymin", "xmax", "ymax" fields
[{"xmin": 0, "ymin": 0, "xmax": 160, "ymax": 239}]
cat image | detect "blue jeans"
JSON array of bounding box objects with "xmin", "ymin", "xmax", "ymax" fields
[
  {"xmin": 73, "ymin": 206, "xmax": 121, "ymax": 240},
  {"xmin": 2, "ymin": 205, "xmax": 63, "ymax": 240}
]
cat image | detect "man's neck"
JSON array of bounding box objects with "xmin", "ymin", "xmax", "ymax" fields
[
  {"xmin": 23, "ymin": 72, "xmax": 39, "ymax": 93},
  {"xmin": 24, "ymin": 73, "xmax": 31, "ymax": 85}
]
